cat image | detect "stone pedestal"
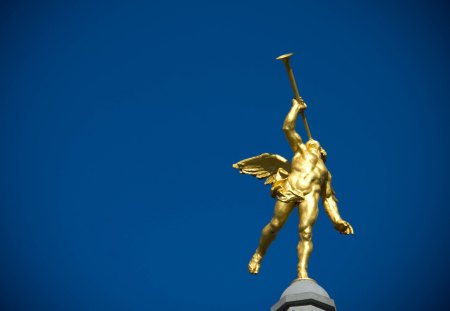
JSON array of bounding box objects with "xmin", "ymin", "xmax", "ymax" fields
[{"xmin": 271, "ymin": 279, "xmax": 336, "ymax": 311}]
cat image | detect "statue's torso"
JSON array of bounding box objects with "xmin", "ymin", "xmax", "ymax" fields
[{"xmin": 287, "ymin": 148, "xmax": 327, "ymax": 196}]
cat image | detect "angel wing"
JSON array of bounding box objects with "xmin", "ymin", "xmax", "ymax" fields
[{"xmin": 232, "ymin": 153, "xmax": 291, "ymax": 185}]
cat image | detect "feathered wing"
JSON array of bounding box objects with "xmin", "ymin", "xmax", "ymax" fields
[{"xmin": 232, "ymin": 153, "xmax": 291, "ymax": 185}]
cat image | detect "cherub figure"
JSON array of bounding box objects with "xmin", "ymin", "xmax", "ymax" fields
[{"xmin": 233, "ymin": 97, "xmax": 353, "ymax": 280}]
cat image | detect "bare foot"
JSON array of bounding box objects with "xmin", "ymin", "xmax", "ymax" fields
[{"xmin": 248, "ymin": 252, "xmax": 262, "ymax": 274}]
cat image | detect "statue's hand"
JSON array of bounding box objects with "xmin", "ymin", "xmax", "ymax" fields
[
  {"xmin": 292, "ymin": 98, "xmax": 307, "ymax": 112},
  {"xmin": 334, "ymin": 219, "xmax": 354, "ymax": 235}
]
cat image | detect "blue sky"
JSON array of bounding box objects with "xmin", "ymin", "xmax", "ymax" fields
[{"xmin": 1, "ymin": 1, "xmax": 449, "ymax": 310}]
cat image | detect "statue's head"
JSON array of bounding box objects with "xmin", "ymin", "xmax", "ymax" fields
[{"xmin": 306, "ymin": 139, "xmax": 327, "ymax": 162}]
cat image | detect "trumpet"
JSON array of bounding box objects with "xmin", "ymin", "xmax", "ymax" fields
[{"xmin": 276, "ymin": 53, "xmax": 312, "ymax": 140}]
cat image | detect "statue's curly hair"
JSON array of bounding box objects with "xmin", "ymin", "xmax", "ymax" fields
[
  {"xmin": 306, "ymin": 139, "xmax": 327, "ymax": 162},
  {"xmin": 319, "ymin": 147, "xmax": 327, "ymax": 162}
]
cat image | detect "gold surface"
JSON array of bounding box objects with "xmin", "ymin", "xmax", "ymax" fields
[
  {"xmin": 233, "ymin": 53, "xmax": 354, "ymax": 280},
  {"xmin": 277, "ymin": 52, "xmax": 312, "ymax": 140}
]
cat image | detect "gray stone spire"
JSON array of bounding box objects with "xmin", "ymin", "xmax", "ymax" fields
[{"xmin": 271, "ymin": 279, "xmax": 336, "ymax": 311}]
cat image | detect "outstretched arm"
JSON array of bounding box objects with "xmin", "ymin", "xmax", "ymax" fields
[
  {"xmin": 283, "ymin": 98, "xmax": 307, "ymax": 153},
  {"xmin": 321, "ymin": 172, "xmax": 354, "ymax": 235}
]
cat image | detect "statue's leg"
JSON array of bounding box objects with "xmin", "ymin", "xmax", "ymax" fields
[
  {"xmin": 249, "ymin": 200, "xmax": 296, "ymax": 274},
  {"xmin": 297, "ymin": 193, "xmax": 319, "ymax": 279}
]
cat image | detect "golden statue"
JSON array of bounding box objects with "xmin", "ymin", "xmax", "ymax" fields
[{"xmin": 233, "ymin": 53, "xmax": 354, "ymax": 281}]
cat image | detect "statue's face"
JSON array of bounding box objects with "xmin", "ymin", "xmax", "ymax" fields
[
  {"xmin": 306, "ymin": 140, "xmax": 320, "ymax": 152},
  {"xmin": 306, "ymin": 141, "xmax": 322, "ymax": 159}
]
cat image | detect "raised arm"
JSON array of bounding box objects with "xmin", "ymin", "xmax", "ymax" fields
[
  {"xmin": 321, "ymin": 172, "xmax": 354, "ymax": 235},
  {"xmin": 282, "ymin": 98, "xmax": 306, "ymax": 153}
]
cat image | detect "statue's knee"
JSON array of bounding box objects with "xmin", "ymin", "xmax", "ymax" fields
[
  {"xmin": 300, "ymin": 227, "xmax": 312, "ymax": 241},
  {"xmin": 269, "ymin": 219, "xmax": 282, "ymax": 232}
]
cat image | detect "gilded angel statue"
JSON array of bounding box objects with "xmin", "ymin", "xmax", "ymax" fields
[{"xmin": 233, "ymin": 53, "xmax": 353, "ymax": 281}]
